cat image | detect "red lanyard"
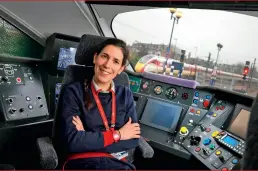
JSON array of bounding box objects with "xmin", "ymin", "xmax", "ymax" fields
[{"xmin": 91, "ymin": 83, "xmax": 116, "ymax": 131}]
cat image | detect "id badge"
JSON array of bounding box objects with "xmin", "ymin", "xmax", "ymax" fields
[{"xmin": 111, "ymin": 151, "xmax": 129, "ymax": 160}]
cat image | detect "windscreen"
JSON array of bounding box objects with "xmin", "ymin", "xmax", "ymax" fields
[{"xmin": 112, "ymin": 8, "xmax": 258, "ymax": 98}]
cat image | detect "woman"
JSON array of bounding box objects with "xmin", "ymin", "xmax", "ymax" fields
[{"xmin": 58, "ymin": 38, "xmax": 140, "ymax": 170}]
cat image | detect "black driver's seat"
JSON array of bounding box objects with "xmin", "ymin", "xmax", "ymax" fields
[{"xmin": 36, "ymin": 34, "xmax": 154, "ymax": 169}]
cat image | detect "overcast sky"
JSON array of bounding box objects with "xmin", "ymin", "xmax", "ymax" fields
[{"xmin": 112, "ymin": 8, "xmax": 258, "ymax": 65}]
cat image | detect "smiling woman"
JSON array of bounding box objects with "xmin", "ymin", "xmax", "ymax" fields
[
  {"xmin": 58, "ymin": 37, "xmax": 141, "ymax": 170},
  {"xmin": 112, "ymin": 8, "xmax": 258, "ymax": 97}
]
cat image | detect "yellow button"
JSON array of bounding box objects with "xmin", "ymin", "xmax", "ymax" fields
[
  {"xmin": 216, "ymin": 150, "xmax": 221, "ymax": 155},
  {"xmin": 196, "ymin": 110, "xmax": 201, "ymax": 114},
  {"xmin": 213, "ymin": 113, "xmax": 217, "ymax": 117},
  {"xmin": 212, "ymin": 131, "xmax": 220, "ymax": 137},
  {"xmin": 180, "ymin": 126, "xmax": 188, "ymax": 134}
]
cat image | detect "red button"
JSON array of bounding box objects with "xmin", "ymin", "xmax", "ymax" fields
[
  {"xmin": 195, "ymin": 147, "xmax": 201, "ymax": 152},
  {"xmin": 220, "ymin": 131, "xmax": 226, "ymax": 135},
  {"xmin": 221, "ymin": 168, "xmax": 228, "ymax": 171},
  {"xmin": 16, "ymin": 77, "xmax": 21, "ymax": 83},
  {"xmin": 205, "ymin": 128, "xmax": 211, "ymax": 132},
  {"xmin": 190, "ymin": 108, "xmax": 195, "ymax": 113},
  {"xmin": 216, "ymin": 106, "xmax": 219, "ymax": 110},
  {"xmin": 220, "ymin": 106, "xmax": 225, "ymax": 110},
  {"xmin": 203, "ymin": 100, "xmax": 209, "ymax": 108}
]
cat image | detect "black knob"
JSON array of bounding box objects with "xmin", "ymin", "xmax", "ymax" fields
[
  {"xmin": 9, "ymin": 108, "xmax": 16, "ymax": 114},
  {"xmin": 190, "ymin": 136, "xmax": 201, "ymax": 146},
  {"xmin": 2, "ymin": 77, "xmax": 8, "ymax": 82},
  {"xmin": 19, "ymin": 108, "xmax": 24, "ymax": 113},
  {"xmin": 8, "ymin": 98, "xmax": 13, "ymax": 103}
]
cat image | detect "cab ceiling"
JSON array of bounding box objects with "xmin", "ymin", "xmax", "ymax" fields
[
  {"xmin": 0, "ymin": 1, "xmax": 101, "ymax": 44},
  {"xmin": 1, "ymin": 1, "xmax": 258, "ymax": 45}
]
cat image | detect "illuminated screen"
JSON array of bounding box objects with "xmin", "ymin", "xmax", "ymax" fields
[
  {"xmin": 128, "ymin": 75, "xmax": 141, "ymax": 93},
  {"xmin": 228, "ymin": 109, "xmax": 250, "ymax": 139},
  {"xmin": 57, "ymin": 47, "xmax": 77, "ymax": 70},
  {"xmin": 222, "ymin": 135, "xmax": 240, "ymax": 147},
  {"xmin": 55, "ymin": 83, "xmax": 62, "ymax": 104},
  {"xmin": 140, "ymin": 99, "xmax": 182, "ymax": 133}
]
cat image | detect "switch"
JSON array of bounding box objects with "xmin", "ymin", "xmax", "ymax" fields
[
  {"xmin": 203, "ymin": 100, "xmax": 210, "ymax": 108},
  {"xmin": 202, "ymin": 148, "xmax": 209, "ymax": 155},
  {"xmin": 212, "ymin": 131, "xmax": 220, "ymax": 137},
  {"xmin": 199, "ymin": 124, "xmax": 206, "ymax": 132},
  {"xmin": 16, "ymin": 77, "xmax": 21, "ymax": 83},
  {"xmin": 2, "ymin": 77, "xmax": 8, "ymax": 82},
  {"xmin": 205, "ymin": 128, "xmax": 211, "ymax": 132},
  {"xmin": 9, "ymin": 107, "xmax": 16, "ymax": 114},
  {"xmin": 190, "ymin": 136, "xmax": 201, "ymax": 146},
  {"xmin": 232, "ymin": 159, "xmax": 238, "ymax": 164},
  {"xmin": 209, "ymin": 144, "xmax": 215, "ymax": 150},
  {"xmin": 203, "ymin": 138, "xmax": 211, "ymax": 145},
  {"xmin": 195, "ymin": 147, "xmax": 201, "ymax": 152},
  {"xmin": 28, "ymin": 105, "xmax": 33, "ymax": 110},
  {"xmin": 219, "ymin": 156, "xmax": 225, "ymax": 162},
  {"xmin": 215, "ymin": 150, "xmax": 221, "ymax": 156},
  {"xmin": 8, "ymin": 98, "xmax": 13, "ymax": 103},
  {"xmin": 180, "ymin": 127, "xmax": 188, "ymax": 135},
  {"xmin": 19, "ymin": 108, "xmax": 24, "ymax": 113}
]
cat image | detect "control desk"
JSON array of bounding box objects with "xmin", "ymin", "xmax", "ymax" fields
[
  {"xmin": 0, "ymin": 63, "xmax": 49, "ymax": 122},
  {"xmin": 129, "ymin": 72, "xmax": 251, "ymax": 170}
]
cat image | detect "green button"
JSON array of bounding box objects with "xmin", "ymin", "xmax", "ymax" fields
[{"xmin": 209, "ymin": 144, "xmax": 215, "ymax": 150}]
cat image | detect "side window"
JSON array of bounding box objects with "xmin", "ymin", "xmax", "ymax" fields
[{"xmin": 0, "ymin": 17, "xmax": 44, "ymax": 59}]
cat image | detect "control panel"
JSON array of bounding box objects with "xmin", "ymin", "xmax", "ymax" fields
[
  {"xmin": 128, "ymin": 73, "xmax": 249, "ymax": 170},
  {"xmin": 181, "ymin": 100, "xmax": 242, "ymax": 170},
  {"xmin": 0, "ymin": 63, "xmax": 49, "ymax": 121}
]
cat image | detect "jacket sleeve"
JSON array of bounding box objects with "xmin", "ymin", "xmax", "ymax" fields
[
  {"xmin": 99, "ymin": 87, "xmax": 139, "ymax": 153},
  {"xmin": 59, "ymin": 85, "xmax": 115, "ymax": 153}
]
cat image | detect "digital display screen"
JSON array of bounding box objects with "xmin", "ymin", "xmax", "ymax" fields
[
  {"xmin": 57, "ymin": 47, "xmax": 77, "ymax": 70},
  {"xmin": 128, "ymin": 75, "xmax": 141, "ymax": 93},
  {"xmin": 140, "ymin": 98, "xmax": 182, "ymax": 133},
  {"xmin": 55, "ymin": 83, "xmax": 62, "ymax": 104},
  {"xmin": 222, "ymin": 135, "xmax": 240, "ymax": 147},
  {"xmin": 228, "ymin": 109, "xmax": 250, "ymax": 139}
]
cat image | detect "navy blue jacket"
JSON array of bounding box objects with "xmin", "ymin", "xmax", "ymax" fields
[{"xmin": 59, "ymin": 81, "xmax": 139, "ymax": 155}]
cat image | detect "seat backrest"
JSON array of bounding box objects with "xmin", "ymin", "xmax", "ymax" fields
[{"xmin": 52, "ymin": 34, "xmax": 130, "ymax": 162}]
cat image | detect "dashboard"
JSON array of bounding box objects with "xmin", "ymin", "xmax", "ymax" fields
[{"xmin": 128, "ymin": 71, "xmax": 251, "ymax": 171}]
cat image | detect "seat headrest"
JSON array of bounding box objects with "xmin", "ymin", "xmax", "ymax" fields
[{"xmin": 75, "ymin": 34, "xmax": 109, "ymax": 66}]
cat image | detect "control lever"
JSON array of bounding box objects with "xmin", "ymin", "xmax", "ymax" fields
[
  {"xmin": 219, "ymin": 156, "xmax": 225, "ymax": 163},
  {"xmin": 202, "ymin": 148, "xmax": 209, "ymax": 155},
  {"xmin": 190, "ymin": 136, "xmax": 201, "ymax": 146}
]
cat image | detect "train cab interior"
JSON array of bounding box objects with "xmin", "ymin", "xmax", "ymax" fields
[{"xmin": 0, "ymin": 1, "xmax": 258, "ymax": 170}]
